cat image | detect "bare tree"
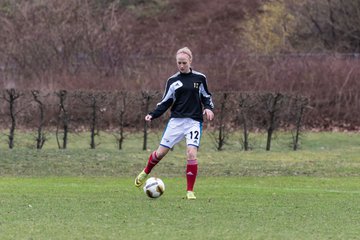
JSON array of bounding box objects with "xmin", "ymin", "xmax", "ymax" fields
[
  {"xmin": 114, "ymin": 91, "xmax": 129, "ymax": 150},
  {"xmin": 259, "ymin": 92, "xmax": 285, "ymax": 151},
  {"xmin": 76, "ymin": 91, "xmax": 110, "ymax": 149},
  {"xmin": 2, "ymin": 89, "xmax": 22, "ymax": 149},
  {"xmin": 141, "ymin": 90, "xmax": 153, "ymax": 151},
  {"xmin": 237, "ymin": 92, "xmax": 256, "ymax": 151},
  {"xmin": 31, "ymin": 90, "xmax": 47, "ymax": 149},
  {"xmin": 214, "ymin": 92, "xmax": 230, "ymax": 151},
  {"xmin": 55, "ymin": 90, "xmax": 69, "ymax": 149},
  {"xmin": 291, "ymin": 95, "xmax": 309, "ymax": 151},
  {"xmin": 90, "ymin": 94, "xmax": 97, "ymax": 149}
]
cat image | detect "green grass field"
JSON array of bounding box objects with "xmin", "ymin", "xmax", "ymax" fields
[{"xmin": 1, "ymin": 131, "xmax": 360, "ymax": 239}]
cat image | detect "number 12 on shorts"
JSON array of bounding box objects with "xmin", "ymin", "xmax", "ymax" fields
[{"xmin": 189, "ymin": 131, "xmax": 199, "ymax": 140}]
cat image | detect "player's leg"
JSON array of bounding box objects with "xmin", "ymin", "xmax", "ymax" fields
[
  {"xmin": 144, "ymin": 146, "xmax": 170, "ymax": 174},
  {"xmin": 186, "ymin": 146, "xmax": 198, "ymax": 200},
  {"xmin": 134, "ymin": 146, "xmax": 170, "ymax": 187},
  {"xmin": 185, "ymin": 119, "xmax": 202, "ymax": 199},
  {"xmin": 135, "ymin": 118, "xmax": 183, "ymax": 188}
]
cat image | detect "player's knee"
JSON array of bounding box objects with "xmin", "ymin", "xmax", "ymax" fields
[
  {"xmin": 186, "ymin": 148, "xmax": 197, "ymax": 160},
  {"xmin": 156, "ymin": 148, "xmax": 169, "ymax": 160}
]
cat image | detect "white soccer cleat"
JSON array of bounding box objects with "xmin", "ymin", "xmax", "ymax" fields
[
  {"xmin": 186, "ymin": 191, "xmax": 196, "ymax": 200},
  {"xmin": 134, "ymin": 170, "xmax": 148, "ymax": 188}
]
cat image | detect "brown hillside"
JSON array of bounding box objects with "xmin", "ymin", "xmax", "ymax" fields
[
  {"xmin": 0, "ymin": 0, "xmax": 360, "ymax": 128},
  {"xmin": 128, "ymin": 0, "xmax": 260, "ymax": 55}
]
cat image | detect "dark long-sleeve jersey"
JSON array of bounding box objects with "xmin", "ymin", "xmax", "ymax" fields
[{"xmin": 149, "ymin": 69, "xmax": 214, "ymax": 122}]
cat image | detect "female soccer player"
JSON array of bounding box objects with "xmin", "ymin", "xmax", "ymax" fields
[{"xmin": 135, "ymin": 47, "xmax": 214, "ymax": 200}]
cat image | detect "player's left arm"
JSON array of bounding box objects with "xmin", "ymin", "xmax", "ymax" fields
[{"xmin": 200, "ymin": 78, "xmax": 214, "ymax": 121}]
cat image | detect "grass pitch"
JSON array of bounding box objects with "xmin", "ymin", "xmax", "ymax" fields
[
  {"xmin": 1, "ymin": 177, "xmax": 359, "ymax": 240},
  {"xmin": 0, "ymin": 131, "xmax": 360, "ymax": 239}
]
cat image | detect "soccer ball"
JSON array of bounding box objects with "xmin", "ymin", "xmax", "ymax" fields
[{"xmin": 143, "ymin": 177, "xmax": 165, "ymax": 198}]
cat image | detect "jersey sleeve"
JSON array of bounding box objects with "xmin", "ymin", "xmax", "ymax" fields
[
  {"xmin": 149, "ymin": 79, "xmax": 174, "ymax": 119},
  {"xmin": 200, "ymin": 77, "xmax": 214, "ymax": 110}
]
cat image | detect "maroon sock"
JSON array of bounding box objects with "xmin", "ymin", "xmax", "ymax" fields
[
  {"xmin": 144, "ymin": 151, "xmax": 160, "ymax": 174},
  {"xmin": 186, "ymin": 159, "xmax": 198, "ymax": 191}
]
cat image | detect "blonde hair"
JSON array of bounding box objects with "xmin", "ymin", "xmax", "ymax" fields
[{"xmin": 176, "ymin": 47, "xmax": 193, "ymax": 61}]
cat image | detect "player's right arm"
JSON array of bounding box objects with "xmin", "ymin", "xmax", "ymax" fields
[
  {"xmin": 147, "ymin": 79, "xmax": 175, "ymax": 120},
  {"xmin": 145, "ymin": 114, "xmax": 153, "ymax": 121}
]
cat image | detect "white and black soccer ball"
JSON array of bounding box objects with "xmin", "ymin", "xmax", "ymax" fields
[{"xmin": 143, "ymin": 177, "xmax": 165, "ymax": 198}]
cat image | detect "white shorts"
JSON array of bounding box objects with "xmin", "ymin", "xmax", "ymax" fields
[{"xmin": 160, "ymin": 118, "xmax": 203, "ymax": 148}]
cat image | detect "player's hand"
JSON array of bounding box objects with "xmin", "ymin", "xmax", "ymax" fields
[
  {"xmin": 145, "ymin": 114, "xmax": 153, "ymax": 122},
  {"xmin": 203, "ymin": 109, "xmax": 214, "ymax": 121}
]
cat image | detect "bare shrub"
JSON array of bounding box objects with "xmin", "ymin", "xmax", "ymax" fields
[
  {"xmin": 31, "ymin": 90, "xmax": 48, "ymax": 149},
  {"xmin": 236, "ymin": 92, "xmax": 257, "ymax": 151},
  {"xmin": 55, "ymin": 90, "xmax": 69, "ymax": 149},
  {"xmin": 74, "ymin": 91, "xmax": 113, "ymax": 149},
  {"xmin": 1, "ymin": 89, "xmax": 23, "ymax": 149},
  {"xmin": 289, "ymin": 95, "xmax": 310, "ymax": 150}
]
